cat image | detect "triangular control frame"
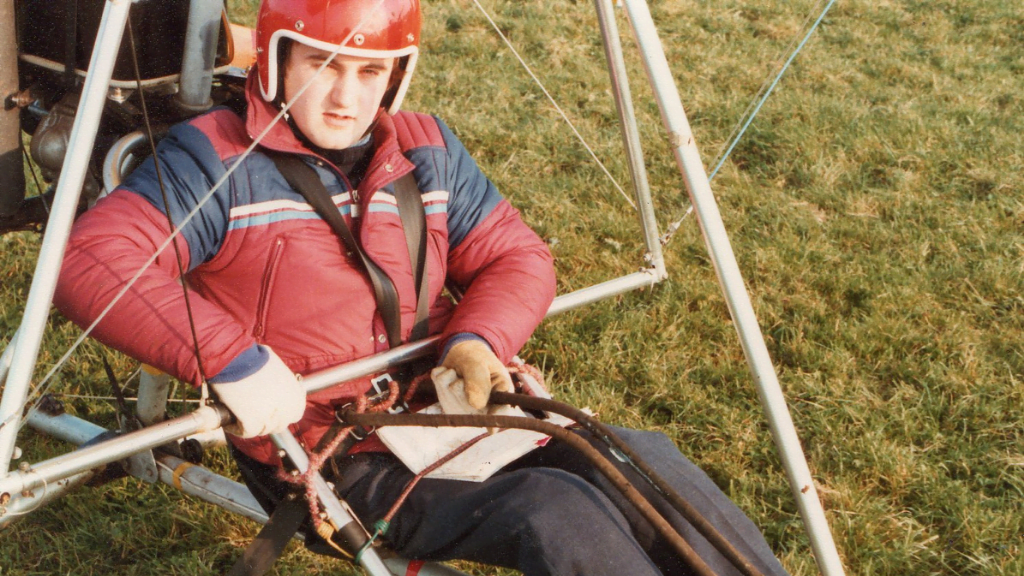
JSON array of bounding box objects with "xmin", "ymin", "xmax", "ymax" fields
[{"xmin": 0, "ymin": 0, "xmax": 844, "ymax": 574}]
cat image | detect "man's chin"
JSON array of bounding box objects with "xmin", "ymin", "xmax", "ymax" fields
[{"xmin": 310, "ymin": 132, "xmax": 357, "ymax": 151}]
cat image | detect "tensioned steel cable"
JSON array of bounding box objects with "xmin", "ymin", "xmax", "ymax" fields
[
  {"xmin": 709, "ymin": 0, "xmax": 838, "ymax": 181},
  {"xmin": 662, "ymin": 0, "xmax": 839, "ymax": 246},
  {"xmin": 126, "ymin": 18, "xmax": 210, "ymax": 384},
  {"xmin": 468, "ymin": 0, "xmax": 636, "ymax": 209}
]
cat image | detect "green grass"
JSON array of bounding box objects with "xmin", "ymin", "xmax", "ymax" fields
[{"xmin": 2, "ymin": 0, "xmax": 1023, "ymax": 574}]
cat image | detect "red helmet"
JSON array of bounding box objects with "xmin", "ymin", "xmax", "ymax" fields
[{"xmin": 255, "ymin": 0, "xmax": 421, "ymax": 112}]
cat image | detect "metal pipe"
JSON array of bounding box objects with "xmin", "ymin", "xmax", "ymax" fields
[
  {"xmin": 592, "ymin": 0, "xmax": 665, "ymax": 278},
  {"xmin": 18, "ymin": 53, "xmax": 232, "ymax": 90},
  {"xmin": 137, "ymin": 366, "xmax": 171, "ymax": 425},
  {"xmin": 303, "ymin": 270, "xmax": 660, "ymax": 393},
  {"xmin": 0, "ymin": 270, "xmax": 661, "ymax": 496},
  {"xmin": 101, "ymin": 130, "xmax": 146, "ymax": 195},
  {"xmin": 0, "ymin": 0, "xmax": 134, "ymax": 477},
  {"xmin": 26, "ymin": 409, "xmax": 106, "ymax": 446},
  {"xmin": 0, "ymin": 404, "xmax": 226, "ymax": 498},
  {"xmin": 156, "ymin": 453, "xmax": 269, "ymax": 523},
  {"xmin": 620, "ymin": 1, "xmax": 845, "ymax": 575},
  {"xmin": 0, "ymin": 469, "xmax": 95, "ymax": 527},
  {"xmin": 0, "ymin": 0, "xmax": 25, "ymax": 216},
  {"xmin": 271, "ymin": 432, "xmax": 396, "ymax": 576},
  {"xmin": 0, "ymin": 328, "xmax": 17, "ymax": 388},
  {"xmin": 21, "ymin": 408, "xmax": 463, "ymax": 574},
  {"xmin": 176, "ymin": 0, "xmax": 224, "ymax": 112}
]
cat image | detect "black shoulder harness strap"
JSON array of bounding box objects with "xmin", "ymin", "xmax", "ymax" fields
[
  {"xmin": 268, "ymin": 153, "xmax": 430, "ymax": 347},
  {"xmin": 230, "ymin": 155, "xmax": 432, "ymax": 576}
]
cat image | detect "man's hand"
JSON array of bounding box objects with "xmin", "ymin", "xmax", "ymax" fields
[
  {"xmin": 210, "ymin": 347, "xmax": 306, "ymax": 438},
  {"xmin": 439, "ymin": 339, "xmax": 513, "ymax": 411}
]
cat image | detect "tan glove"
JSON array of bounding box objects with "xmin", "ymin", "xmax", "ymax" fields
[
  {"xmin": 210, "ymin": 347, "xmax": 306, "ymax": 438},
  {"xmin": 440, "ymin": 339, "xmax": 513, "ymax": 411}
]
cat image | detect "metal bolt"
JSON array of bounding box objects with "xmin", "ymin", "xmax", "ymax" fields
[
  {"xmin": 353, "ymin": 33, "xmax": 365, "ymax": 45},
  {"xmin": 407, "ymin": 33, "xmax": 415, "ymax": 43},
  {"xmin": 384, "ymin": 163, "xmax": 394, "ymax": 173},
  {"xmin": 4, "ymin": 89, "xmax": 33, "ymax": 110},
  {"xmin": 295, "ymin": 20, "xmax": 305, "ymax": 31},
  {"xmin": 17, "ymin": 461, "xmax": 30, "ymax": 472},
  {"xmin": 377, "ymin": 334, "xmax": 386, "ymax": 343}
]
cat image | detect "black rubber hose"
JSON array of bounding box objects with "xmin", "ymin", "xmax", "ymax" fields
[
  {"xmin": 491, "ymin": 392, "xmax": 766, "ymax": 576},
  {"xmin": 339, "ymin": 409, "xmax": 720, "ymax": 576}
]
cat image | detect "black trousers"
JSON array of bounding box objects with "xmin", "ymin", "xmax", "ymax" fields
[{"xmin": 232, "ymin": 426, "xmax": 790, "ymax": 576}]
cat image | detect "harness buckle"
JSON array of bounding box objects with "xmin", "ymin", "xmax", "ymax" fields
[{"xmin": 369, "ymin": 373, "xmax": 408, "ymax": 414}]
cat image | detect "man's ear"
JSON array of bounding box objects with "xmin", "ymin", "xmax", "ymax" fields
[{"xmin": 381, "ymin": 56, "xmax": 409, "ymax": 111}]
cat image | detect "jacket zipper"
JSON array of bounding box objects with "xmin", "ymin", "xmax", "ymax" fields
[{"xmin": 253, "ymin": 237, "xmax": 286, "ymax": 338}]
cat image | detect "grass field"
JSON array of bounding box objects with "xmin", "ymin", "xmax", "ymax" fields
[{"xmin": 1, "ymin": 0, "xmax": 1022, "ymax": 574}]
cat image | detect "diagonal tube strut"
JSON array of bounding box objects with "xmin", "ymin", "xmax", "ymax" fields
[{"xmin": 619, "ymin": 1, "xmax": 846, "ymax": 574}]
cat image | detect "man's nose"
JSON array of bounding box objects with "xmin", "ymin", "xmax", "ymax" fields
[{"xmin": 329, "ymin": 72, "xmax": 358, "ymax": 107}]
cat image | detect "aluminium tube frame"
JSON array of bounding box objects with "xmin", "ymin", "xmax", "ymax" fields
[
  {"xmin": 0, "ymin": 0, "xmax": 135, "ymax": 477},
  {"xmin": 11, "ymin": 412, "xmax": 470, "ymax": 576},
  {"xmin": 593, "ymin": 0, "xmax": 666, "ymax": 278},
  {"xmin": 0, "ymin": 272, "xmax": 661, "ymax": 500},
  {"xmin": 619, "ymin": 1, "xmax": 846, "ymax": 575},
  {"xmin": 271, "ymin": 431, "xmax": 396, "ymax": 576},
  {"xmin": 176, "ymin": 0, "xmax": 224, "ymax": 112}
]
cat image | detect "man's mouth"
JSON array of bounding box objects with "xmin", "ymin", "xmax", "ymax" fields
[{"xmin": 323, "ymin": 112, "xmax": 354, "ymax": 127}]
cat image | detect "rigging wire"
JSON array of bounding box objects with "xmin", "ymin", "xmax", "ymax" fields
[
  {"xmin": 661, "ymin": 0, "xmax": 838, "ymax": 246},
  {"xmin": 19, "ymin": 140, "xmax": 49, "ymax": 217},
  {"xmin": 468, "ymin": 0, "xmax": 636, "ymax": 210},
  {"xmin": 709, "ymin": 0, "xmax": 838, "ymax": 181},
  {"xmin": 126, "ymin": 18, "xmax": 210, "ymax": 384}
]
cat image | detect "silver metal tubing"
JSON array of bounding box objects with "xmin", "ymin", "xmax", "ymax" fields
[
  {"xmin": 303, "ymin": 270, "xmax": 661, "ymax": 394},
  {"xmin": 155, "ymin": 453, "xmax": 268, "ymax": 524},
  {"xmin": 26, "ymin": 410, "xmax": 107, "ymax": 446},
  {"xmin": 0, "ymin": 0, "xmax": 134, "ymax": 477},
  {"xmin": 3, "ymin": 270, "xmax": 663, "ymax": 493},
  {"xmin": 137, "ymin": 367, "xmax": 171, "ymax": 425},
  {"xmin": 0, "ymin": 328, "xmax": 18, "ymax": 388},
  {"xmin": 593, "ymin": 0, "xmax": 666, "ymax": 277},
  {"xmin": 0, "ymin": 411, "xmax": 105, "ymax": 526},
  {"xmin": 101, "ymin": 130, "xmax": 147, "ymax": 195},
  {"xmin": 176, "ymin": 0, "xmax": 224, "ymax": 112},
  {"xmin": 0, "ymin": 404, "xmax": 226, "ymax": 498},
  {"xmin": 0, "ymin": 469, "xmax": 96, "ymax": 527},
  {"xmin": 621, "ymin": 1, "xmax": 846, "ymax": 575},
  {"xmin": 19, "ymin": 410, "xmax": 462, "ymax": 574},
  {"xmin": 18, "ymin": 53, "xmax": 233, "ymax": 90},
  {"xmin": 271, "ymin": 432, "xmax": 395, "ymax": 576},
  {"xmin": 546, "ymin": 269, "xmax": 660, "ymax": 315}
]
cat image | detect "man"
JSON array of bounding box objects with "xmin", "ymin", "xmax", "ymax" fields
[{"xmin": 54, "ymin": 0, "xmax": 790, "ymax": 574}]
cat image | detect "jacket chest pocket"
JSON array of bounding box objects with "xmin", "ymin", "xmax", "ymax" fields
[{"xmin": 253, "ymin": 236, "xmax": 286, "ymax": 339}]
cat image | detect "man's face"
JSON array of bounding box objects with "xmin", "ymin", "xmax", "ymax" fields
[{"xmin": 282, "ymin": 43, "xmax": 395, "ymax": 150}]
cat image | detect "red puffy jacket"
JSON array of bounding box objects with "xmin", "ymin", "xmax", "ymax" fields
[{"xmin": 54, "ymin": 76, "xmax": 556, "ymax": 465}]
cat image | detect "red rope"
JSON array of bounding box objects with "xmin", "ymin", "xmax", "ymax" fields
[{"xmin": 279, "ymin": 363, "xmax": 547, "ymax": 531}]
